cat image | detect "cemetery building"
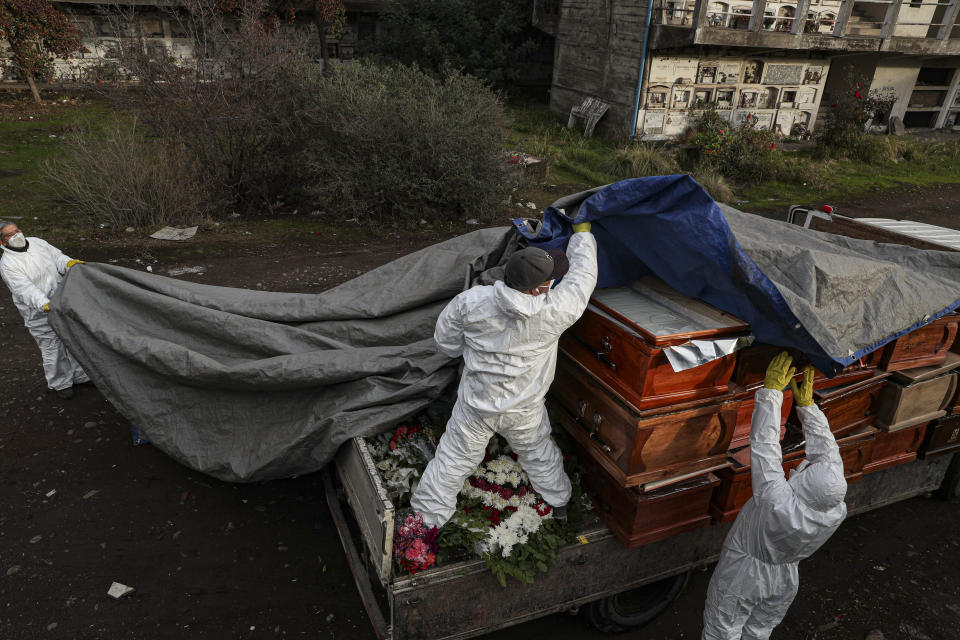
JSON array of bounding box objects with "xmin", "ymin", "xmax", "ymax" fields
[
  {"xmin": 536, "ymin": 0, "xmax": 960, "ymax": 137},
  {"xmin": 1, "ymin": 1, "xmax": 381, "ymax": 85}
]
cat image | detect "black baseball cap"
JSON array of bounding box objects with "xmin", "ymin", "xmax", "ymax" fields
[{"xmin": 504, "ymin": 247, "xmax": 569, "ymax": 291}]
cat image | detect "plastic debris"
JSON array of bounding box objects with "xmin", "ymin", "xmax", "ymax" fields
[
  {"xmin": 107, "ymin": 582, "xmax": 134, "ymax": 599},
  {"xmin": 150, "ymin": 226, "xmax": 199, "ymax": 241}
]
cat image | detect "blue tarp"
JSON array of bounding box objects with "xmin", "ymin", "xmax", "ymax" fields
[{"xmin": 514, "ymin": 175, "xmax": 960, "ymax": 376}]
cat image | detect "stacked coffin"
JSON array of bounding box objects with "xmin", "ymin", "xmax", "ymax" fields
[
  {"xmin": 549, "ymin": 277, "xmax": 750, "ymax": 548},
  {"xmin": 549, "ymin": 275, "xmax": 960, "ymax": 547},
  {"xmin": 711, "ymin": 314, "xmax": 960, "ymax": 523}
]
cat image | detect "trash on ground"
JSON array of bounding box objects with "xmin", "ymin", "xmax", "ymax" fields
[
  {"xmin": 150, "ymin": 226, "xmax": 199, "ymax": 241},
  {"xmin": 167, "ymin": 266, "xmax": 206, "ymax": 277},
  {"xmin": 107, "ymin": 582, "xmax": 134, "ymax": 599}
]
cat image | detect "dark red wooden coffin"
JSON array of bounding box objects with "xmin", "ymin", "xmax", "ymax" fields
[
  {"xmin": 918, "ymin": 415, "xmax": 960, "ymax": 459},
  {"xmin": 709, "ymin": 425, "xmax": 877, "ymax": 523},
  {"xmin": 574, "ymin": 441, "xmax": 719, "ymax": 549},
  {"xmin": 550, "ymin": 354, "xmax": 737, "ymax": 487},
  {"xmin": 559, "ymin": 278, "xmax": 749, "ymax": 411},
  {"xmin": 878, "ymin": 315, "xmax": 959, "ymax": 372},
  {"xmin": 800, "ymin": 372, "xmax": 891, "ymax": 438},
  {"xmin": 729, "ymin": 391, "xmax": 791, "ymax": 451},
  {"xmin": 862, "ymin": 421, "xmax": 928, "ymax": 475},
  {"xmin": 731, "ymin": 344, "xmax": 882, "ymax": 394}
]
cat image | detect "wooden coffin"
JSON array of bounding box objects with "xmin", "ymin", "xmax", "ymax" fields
[
  {"xmin": 550, "ymin": 354, "xmax": 738, "ymax": 487},
  {"xmin": 576, "ymin": 445, "xmax": 719, "ymax": 549},
  {"xmin": 874, "ymin": 373, "xmax": 957, "ymax": 432},
  {"xmin": 731, "ymin": 344, "xmax": 882, "ymax": 396},
  {"xmin": 878, "ymin": 315, "xmax": 959, "ymax": 372},
  {"xmin": 730, "ymin": 390, "xmax": 792, "ymax": 451},
  {"xmin": 862, "ymin": 421, "xmax": 928, "ymax": 474},
  {"xmin": 709, "ymin": 425, "xmax": 876, "ymax": 523},
  {"xmin": 918, "ymin": 415, "xmax": 960, "ymax": 459},
  {"xmin": 559, "ymin": 277, "xmax": 748, "ymax": 411},
  {"xmin": 891, "ymin": 351, "xmax": 960, "ymax": 416},
  {"xmin": 802, "ymin": 372, "xmax": 891, "ymax": 438}
]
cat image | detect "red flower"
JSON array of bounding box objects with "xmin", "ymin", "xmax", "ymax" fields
[
  {"xmin": 770, "ymin": 143, "xmax": 776, "ymax": 150},
  {"xmin": 535, "ymin": 502, "xmax": 552, "ymax": 517},
  {"xmin": 499, "ymin": 487, "xmax": 514, "ymax": 500},
  {"xmin": 746, "ymin": 113, "xmax": 752, "ymax": 119},
  {"xmin": 830, "ymin": 103, "xmax": 836, "ymax": 108},
  {"xmin": 855, "ymin": 90, "xmax": 861, "ymax": 99}
]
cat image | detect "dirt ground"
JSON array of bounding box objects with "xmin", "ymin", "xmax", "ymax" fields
[{"xmin": 1, "ymin": 201, "xmax": 959, "ymax": 640}]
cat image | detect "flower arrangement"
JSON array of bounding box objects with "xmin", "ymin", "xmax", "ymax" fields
[
  {"xmin": 393, "ymin": 512, "xmax": 439, "ymax": 575},
  {"xmin": 374, "ymin": 422, "xmax": 586, "ymax": 586}
]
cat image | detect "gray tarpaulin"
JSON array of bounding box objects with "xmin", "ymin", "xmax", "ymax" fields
[
  {"xmin": 47, "ymin": 182, "xmax": 960, "ymax": 482},
  {"xmin": 49, "ymin": 227, "xmax": 517, "ymax": 482}
]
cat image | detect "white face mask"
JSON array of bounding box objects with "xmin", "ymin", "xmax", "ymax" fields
[{"xmin": 5, "ymin": 233, "xmax": 26, "ymax": 249}]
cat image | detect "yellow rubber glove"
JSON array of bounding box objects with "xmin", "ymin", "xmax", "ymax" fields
[
  {"xmin": 66, "ymin": 259, "xmax": 85, "ymax": 268},
  {"xmin": 43, "ymin": 302, "xmax": 50, "ymax": 313},
  {"xmin": 763, "ymin": 351, "xmax": 796, "ymax": 391},
  {"xmin": 789, "ymin": 365, "xmax": 816, "ymax": 407},
  {"xmin": 572, "ymin": 222, "xmax": 591, "ymax": 233}
]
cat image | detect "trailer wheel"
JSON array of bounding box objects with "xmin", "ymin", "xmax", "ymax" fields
[
  {"xmin": 933, "ymin": 453, "xmax": 960, "ymax": 501},
  {"xmin": 585, "ymin": 571, "xmax": 690, "ymax": 633}
]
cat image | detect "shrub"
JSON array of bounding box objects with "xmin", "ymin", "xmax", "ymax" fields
[
  {"xmin": 300, "ymin": 62, "xmax": 508, "ymax": 223},
  {"xmin": 43, "ymin": 118, "xmax": 219, "ymax": 228},
  {"xmin": 103, "ymin": 0, "xmax": 314, "ymax": 212},
  {"xmin": 691, "ymin": 169, "xmax": 734, "ymax": 202},
  {"xmin": 598, "ymin": 143, "xmax": 679, "ymax": 179}
]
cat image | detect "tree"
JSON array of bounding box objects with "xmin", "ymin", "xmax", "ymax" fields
[
  {"xmin": 371, "ymin": 0, "xmax": 540, "ymax": 87},
  {"xmin": 218, "ymin": 0, "xmax": 344, "ymax": 72},
  {"xmin": 0, "ymin": 0, "xmax": 83, "ymax": 103}
]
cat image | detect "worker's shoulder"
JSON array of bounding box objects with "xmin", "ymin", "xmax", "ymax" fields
[{"xmin": 456, "ymin": 283, "xmax": 496, "ymax": 305}]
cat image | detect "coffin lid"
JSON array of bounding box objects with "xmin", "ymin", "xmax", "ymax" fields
[
  {"xmin": 591, "ymin": 277, "xmax": 748, "ymax": 347},
  {"xmin": 813, "ymin": 371, "xmax": 892, "ymax": 401},
  {"xmin": 891, "ymin": 350, "xmax": 960, "ymax": 385}
]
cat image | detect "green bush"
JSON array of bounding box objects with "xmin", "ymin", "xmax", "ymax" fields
[
  {"xmin": 691, "ymin": 169, "xmax": 734, "ymax": 202},
  {"xmin": 42, "ymin": 118, "xmax": 219, "ymax": 228},
  {"xmin": 598, "ymin": 143, "xmax": 679, "ymax": 179},
  {"xmin": 301, "ymin": 62, "xmax": 508, "ymax": 223}
]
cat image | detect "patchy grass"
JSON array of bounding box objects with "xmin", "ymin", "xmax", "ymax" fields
[
  {"xmin": 3, "ymin": 97, "xmax": 960, "ymax": 260},
  {"xmin": 736, "ymin": 142, "xmax": 960, "ymax": 213}
]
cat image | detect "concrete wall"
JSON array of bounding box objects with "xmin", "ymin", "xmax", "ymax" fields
[
  {"xmin": 872, "ymin": 61, "xmax": 922, "ymax": 120},
  {"xmin": 636, "ymin": 53, "xmax": 830, "ymax": 138},
  {"xmin": 551, "ymin": 0, "xmax": 650, "ymax": 137}
]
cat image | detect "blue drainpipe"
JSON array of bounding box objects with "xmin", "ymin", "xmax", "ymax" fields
[{"xmin": 629, "ymin": 1, "xmax": 655, "ymax": 139}]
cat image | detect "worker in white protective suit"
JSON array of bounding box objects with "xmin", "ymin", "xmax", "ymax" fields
[
  {"xmin": 410, "ymin": 221, "xmax": 598, "ymax": 528},
  {"xmin": 702, "ymin": 351, "xmax": 848, "ymax": 640},
  {"xmin": 0, "ymin": 222, "xmax": 89, "ymax": 399}
]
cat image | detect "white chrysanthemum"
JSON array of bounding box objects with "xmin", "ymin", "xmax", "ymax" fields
[{"xmin": 494, "ymin": 472, "xmax": 508, "ymax": 485}]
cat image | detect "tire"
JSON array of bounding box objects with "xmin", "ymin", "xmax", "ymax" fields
[
  {"xmin": 933, "ymin": 452, "xmax": 960, "ymax": 501},
  {"xmin": 586, "ymin": 571, "xmax": 690, "ymax": 633}
]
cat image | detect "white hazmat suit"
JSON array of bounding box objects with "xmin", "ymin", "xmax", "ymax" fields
[
  {"xmin": 702, "ymin": 388, "xmax": 848, "ymax": 640},
  {"xmin": 1, "ymin": 237, "xmax": 89, "ymax": 392},
  {"xmin": 410, "ymin": 231, "xmax": 599, "ymax": 528}
]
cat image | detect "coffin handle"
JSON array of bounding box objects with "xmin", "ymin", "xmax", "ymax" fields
[
  {"xmin": 571, "ymin": 333, "xmax": 617, "ymax": 370},
  {"xmin": 935, "ymin": 322, "xmax": 958, "ymax": 354}
]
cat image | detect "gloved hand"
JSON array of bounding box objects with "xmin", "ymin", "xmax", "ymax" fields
[
  {"xmin": 572, "ymin": 222, "xmax": 591, "ymax": 233},
  {"xmin": 790, "ymin": 365, "xmax": 816, "ymax": 407},
  {"xmin": 43, "ymin": 302, "xmax": 50, "ymax": 313},
  {"xmin": 763, "ymin": 351, "xmax": 796, "ymax": 391},
  {"xmin": 66, "ymin": 259, "xmax": 85, "ymax": 268}
]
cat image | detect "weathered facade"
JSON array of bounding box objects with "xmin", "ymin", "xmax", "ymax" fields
[
  {"xmin": 1, "ymin": 1, "xmax": 381, "ymax": 84},
  {"xmin": 541, "ymin": 0, "xmax": 960, "ymax": 137}
]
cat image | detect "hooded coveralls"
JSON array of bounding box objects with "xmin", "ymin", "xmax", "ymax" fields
[
  {"xmin": 410, "ymin": 232, "xmax": 599, "ymax": 528},
  {"xmin": 702, "ymin": 388, "xmax": 848, "ymax": 640},
  {"xmin": 1, "ymin": 238, "xmax": 89, "ymax": 392}
]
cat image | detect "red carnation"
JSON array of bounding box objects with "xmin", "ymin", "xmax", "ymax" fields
[{"xmin": 770, "ymin": 143, "xmax": 776, "ymax": 150}]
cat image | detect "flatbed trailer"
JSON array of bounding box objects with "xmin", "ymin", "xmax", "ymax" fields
[{"xmin": 327, "ymin": 436, "xmax": 960, "ymax": 640}]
